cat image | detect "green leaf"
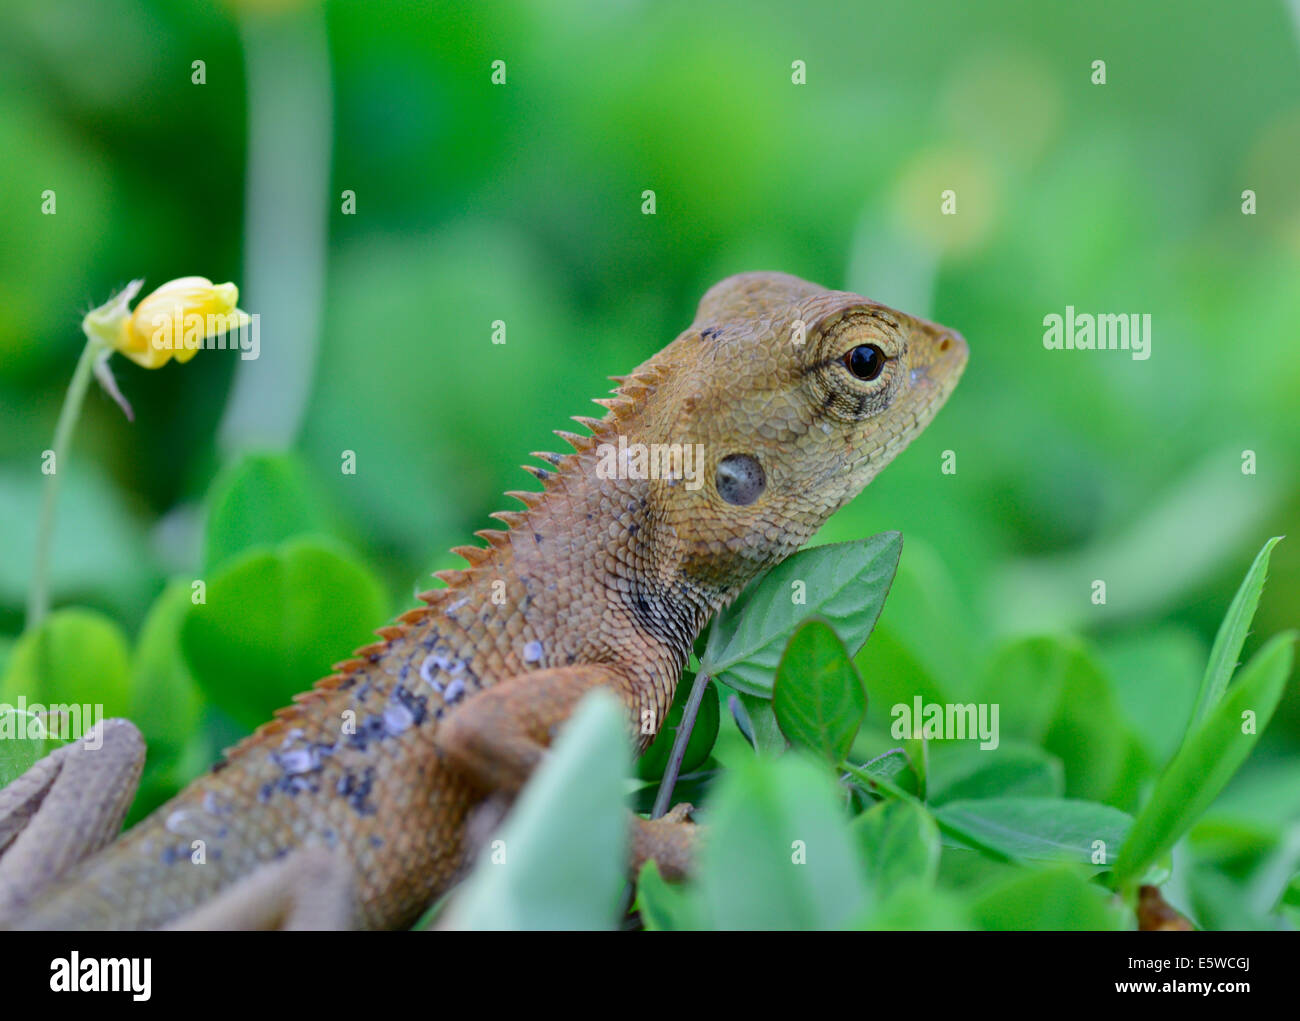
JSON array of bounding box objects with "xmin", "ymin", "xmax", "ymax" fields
[
  {"xmin": 441, "ymin": 691, "xmax": 628, "ymax": 929},
  {"xmin": 926, "ymin": 741, "xmax": 1064, "ymax": 805},
  {"xmin": 0, "ymin": 709, "xmax": 50, "ymax": 786},
  {"xmin": 856, "ymin": 880, "xmax": 971, "ymax": 930},
  {"xmin": 636, "ymin": 670, "xmax": 720, "ymax": 781},
  {"xmin": 1099, "ymin": 626, "xmax": 1203, "ymax": 767},
  {"xmin": 635, "ymin": 861, "xmax": 703, "ymax": 931},
  {"xmin": 697, "ymin": 753, "xmax": 867, "ymax": 929},
  {"xmin": 0, "ymin": 608, "xmax": 131, "ymax": 742},
  {"xmin": 970, "ymin": 866, "xmax": 1130, "ymax": 930},
  {"xmin": 773, "ymin": 620, "xmax": 867, "ymax": 763},
  {"xmin": 203, "ymin": 452, "xmax": 327, "ymax": 572},
  {"xmin": 936, "ymin": 797, "xmax": 1132, "ymax": 868},
  {"xmin": 130, "ymin": 579, "xmax": 203, "ymax": 760},
  {"xmin": 851, "ymin": 797, "xmax": 941, "ymax": 896},
  {"xmin": 856, "ymin": 538, "xmax": 974, "ymax": 718},
  {"xmin": 700, "ymin": 533, "xmax": 901, "ymax": 697},
  {"xmin": 126, "ymin": 579, "xmax": 206, "ymax": 818},
  {"xmin": 630, "ymin": 764, "xmax": 723, "ymax": 815},
  {"xmin": 1187, "ymin": 536, "xmax": 1282, "ymax": 732},
  {"xmin": 981, "ymin": 636, "xmax": 1140, "ymax": 804},
  {"xmin": 854, "ymin": 747, "xmax": 922, "ymax": 798},
  {"xmin": 1117, "ymin": 632, "xmax": 1295, "ymax": 885},
  {"xmin": 181, "ymin": 537, "xmax": 389, "ymax": 731},
  {"xmin": 729, "ymin": 690, "xmax": 788, "ymax": 755}
]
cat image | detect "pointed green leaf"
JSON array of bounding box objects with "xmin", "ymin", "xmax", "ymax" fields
[
  {"xmin": 1117, "ymin": 632, "xmax": 1295, "ymax": 885},
  {"xmin": 1187, "ymin": 536, "xmax": 1282, "ymax": 732},
  {"xmin": 700, "ymin": 533, "xmax": 901, "ymax": 696},
  {"xmin": 729, "ymin": 690, "xmax": 788, "ymax": 755},
  {"xmin": 852, "ymin": 797, "xmax": 941, "ymax": 896},
  {"xmin": 936, "ymin": 797, "xmax": 1132, "ymax": 867},
  {"xmin": 773, "ymin": 620, "xmax": 867, "ymax": 763},
  {"xmin": 697, "ymin": 754, "xmax": 867, "ymax": 929}
]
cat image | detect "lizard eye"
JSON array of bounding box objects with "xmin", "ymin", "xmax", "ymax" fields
[{"xmin": 844, "ymin": 344, "xmax": 886, "ymax": 381}]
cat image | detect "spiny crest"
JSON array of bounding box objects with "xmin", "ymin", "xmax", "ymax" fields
[{"xmin": 215, "ymin": 360, "xmax": 670, "ymax": 766}]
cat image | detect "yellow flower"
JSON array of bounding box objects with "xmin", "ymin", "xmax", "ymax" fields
[{"xmin": 110, "ymin": 276, "xmax": 251, "ymax": 369}]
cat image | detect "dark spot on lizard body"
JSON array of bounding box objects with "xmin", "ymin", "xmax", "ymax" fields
[
  {"xmin": 337, "ymin": 766, "xmax": 378, "ymax": 816},
  {"xmin": 347, "ymin": 713, "xmax": 389, "ymax": 751}
]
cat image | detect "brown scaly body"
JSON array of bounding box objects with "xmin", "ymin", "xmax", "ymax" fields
[{"xmin": 0, "ymin": 272, "xmax": 966, "ymax": 929}]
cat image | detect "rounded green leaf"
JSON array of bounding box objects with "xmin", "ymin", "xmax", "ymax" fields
[
  {"xmin": 181, "ymin": 537, "xmax": 389, "ymax": 731},
  {"xmin": 203, "ymin": 452, "xmax": 327, "ymax": 571},
  {"xmin": 0, "ymin": 608, "xmax": 131, "ymax": 742},
  {"xmin": 127, "ymin": 579, "xmax": 207, "ymax": 816},
  {"xmin": 130, "ymin": 578, "xmax": 203, "ymax": 757}
]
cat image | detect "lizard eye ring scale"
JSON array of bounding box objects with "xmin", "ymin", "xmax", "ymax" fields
[{"xmin": 1, "ymin": 271, "xmax": 967, "ymax": 930}]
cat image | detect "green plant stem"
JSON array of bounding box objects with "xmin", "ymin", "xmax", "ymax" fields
[
  {"xmin": 219, "ymin": 7, "xmax": 331, "ymax": 454},
  {"xmin": 27, "ymin": 338, "xmax": 100, "ymax": 630},
  {"xmin": 651, "ymin": 671, "xmax": 711, "ymax": 819}
]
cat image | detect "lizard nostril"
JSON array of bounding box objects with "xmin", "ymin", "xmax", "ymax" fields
[{"xmin": 938, "ymin": 337, "xmax": 951, "ymax": 352}]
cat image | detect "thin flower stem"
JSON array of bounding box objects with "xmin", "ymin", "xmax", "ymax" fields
[
  {"xmin": 27, "ymin": 337, "xmax": 101, "ymax": 630},
  {"xmin": 650, "ymin": 671, "xmax": 712, "ymax": 819}
]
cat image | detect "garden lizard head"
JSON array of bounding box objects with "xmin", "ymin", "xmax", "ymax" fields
[{"xmin": 634, "ymin": 271, "xmax": 967, "ymax": 601}]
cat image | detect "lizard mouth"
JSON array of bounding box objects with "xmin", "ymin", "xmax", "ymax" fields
[
  {"xmin": 904, "ymin": 325, "xmax": 969, "ymax": 418},
  {"xmin": 838, "ymin": 322, "xmax": 967, "ymax": 487}
]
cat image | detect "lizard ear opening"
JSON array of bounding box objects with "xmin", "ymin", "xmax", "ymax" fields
[{"xmin": 715, "ymin": 453, "xmax": 766, "ymax": 506}]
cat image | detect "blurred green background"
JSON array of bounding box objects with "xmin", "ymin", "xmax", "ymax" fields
[{"xmin": 1, "ymin": 0, "xmax": 1298, "ymax": 927}]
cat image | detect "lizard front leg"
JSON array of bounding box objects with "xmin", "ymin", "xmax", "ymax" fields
[
  {"xmin": 0, "ymin": 718, "xmax": 144, "ymax": 922},
  {"xmin": 436, "ymin": 665, "xmax": 698, "ymax": 882}
]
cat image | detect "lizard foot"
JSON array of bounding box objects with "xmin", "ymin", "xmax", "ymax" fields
[{"xmin": 630, "ymin": 804, "xmax": 698, "ymax": 882}]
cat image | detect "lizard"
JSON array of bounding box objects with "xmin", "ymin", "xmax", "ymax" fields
[{"xmin": 0, "ymin": 271, "xmax": 967, "ymax": 930}]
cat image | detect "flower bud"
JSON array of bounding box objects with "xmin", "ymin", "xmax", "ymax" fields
[{"xmin": 114, "ymin": 276, "xmax": 250, "ymax": 368}]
